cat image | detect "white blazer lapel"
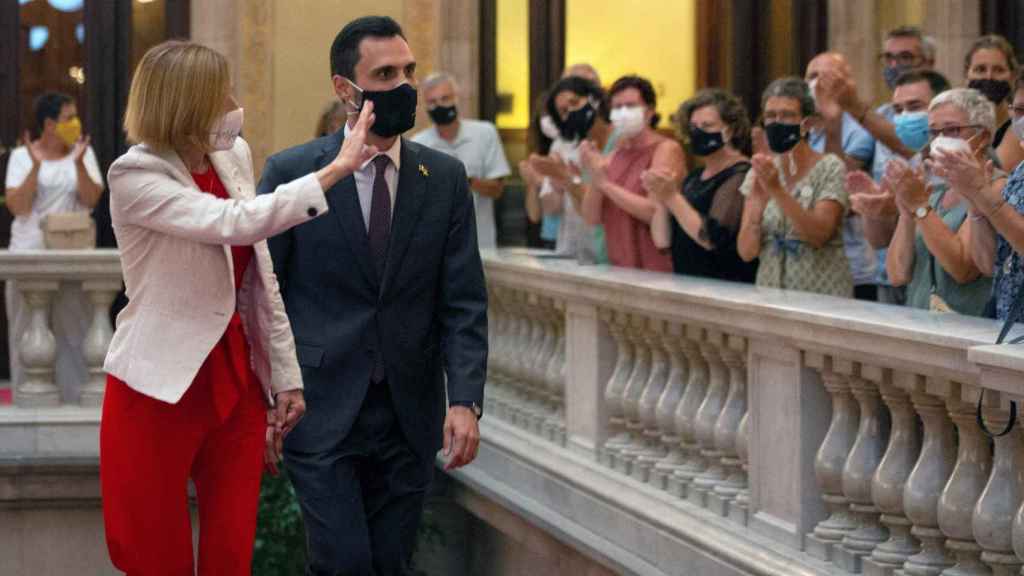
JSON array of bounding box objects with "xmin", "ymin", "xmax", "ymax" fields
[{"xmin": 210, "ymin": 150, "xmax": 250, "ymax": 200}]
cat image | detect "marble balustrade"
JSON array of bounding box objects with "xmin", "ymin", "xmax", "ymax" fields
[{"xmin": 477, "ymin": 250, "xmax": 1024, "ymax": 576}]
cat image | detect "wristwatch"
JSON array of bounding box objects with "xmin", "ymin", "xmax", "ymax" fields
[
  {"xmin": 913, "ymin": 205, "xmax": 932, "ymax": 220},
  {"xmin": 451, "ymin": 401, "xmax": 483, "ymax": 419}
]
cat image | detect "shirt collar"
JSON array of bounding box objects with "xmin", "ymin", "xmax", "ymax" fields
[{"xmin": 344, "ymin": 122, "xmax": 402, "ymax": 172}]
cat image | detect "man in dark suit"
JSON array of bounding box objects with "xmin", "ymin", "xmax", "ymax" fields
[{"xmin": 256, "ymin": 15, "xmax": 488, "ymax": 576}]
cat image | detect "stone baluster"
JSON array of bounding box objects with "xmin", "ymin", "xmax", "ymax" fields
[
  {"xmin": 689, "ymin": 330, "xmax": 729, "ymax": 508},
  {"xmin": 600, "ymin": 310, "xmax": 635, "ymax": 467},
  {"xmin": 837, "ymin": 364, "xmax": 891, "ymax": 573},
  {"xmin": 79, "ymin": 279, "xmax": 121, "ymax": 406},
  {"xmin": 650, "ymin": 322, "xmax": 689, "ymax": 491},
  {"xmin": 806, "ymin": 355, "xmax": 860, "ymax": 562},
  {"xmin": 542, "ymin": 299, "xmax": 568, "ymax": 446},
  {"xmin": 492, "ymin": 288, "xmax": 519, "ymax": 420},
  {"xmin": 938, "ymin": 387, "xmax": 992, "ymax": 576},
  {"xmin": 864, "ymin": 371, "xmax": 921, "ymax": 574},
  {"xmin": 483, "ymin": 287, "xmax": 505, "ymax": 417},
  {"xmin": 973, "ymin": 399, "xmax": 1024, "ymax": 576},
  {"xmin": 668, "ymin": 326, "xmax": 710, "ymax": 499},
  {"xmin": 630, "ymin": 319, "xmax": 671, "ymax": 482},
  {"xmin": 505, "ymin": 291, "xmax": 532, "ymax": 426},
  {"xmin": 731, "ymin": 409, "xmax": 752, "ymax": 525},
  {"xmin": 709, "ymin": 336, "xmax": 748, "ymax": 516},
  {"xmin": 520, "ymin": 293, "xmax": 547, "ymax": 430},
  {"xmin": 902, "ymin": 379, "xmax": 957, "ymax": 575},
  {"xmin": 528, "ymin": 296, "xmax": 558, "ymax": 435},
  {"xmin": 613, "ymin": 315, "xmax": 653, "ymax": 475},
  {"xmin": 15, "ymin": 280, "xmax": 61, "ymax": 407}
]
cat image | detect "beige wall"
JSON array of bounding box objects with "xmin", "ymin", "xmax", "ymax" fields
[{"xmin": 191, "ymin": 0, "xmax": 478, "ymax": 178}]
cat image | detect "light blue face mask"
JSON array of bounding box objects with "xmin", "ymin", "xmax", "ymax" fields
[{"xmin": 894, "ymin": 111, "xmax": 929, "ymax": 152}]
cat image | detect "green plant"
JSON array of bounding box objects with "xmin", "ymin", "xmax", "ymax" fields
[{"xmin": 252, "ymin": 471, "xmax": 307, "ymax": 575}]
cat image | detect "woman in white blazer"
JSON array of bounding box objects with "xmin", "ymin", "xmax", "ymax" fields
[{"xmin": 100, "ymin": 41, "xmax": 379, "ymax": 575}]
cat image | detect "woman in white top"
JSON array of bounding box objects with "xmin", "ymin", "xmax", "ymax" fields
[{"xmin": 4, "ymin": 92, "xmax": 103, "ymax": 401}]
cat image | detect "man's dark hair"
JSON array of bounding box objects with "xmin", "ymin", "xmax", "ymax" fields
[
  {"xmin": 330, "ymin": 16, "xmax": 405, "ymax": 80},
  {"xmin": 33, "ymin": 92, "xmax": 73, "ymax": 137},
  {"xmin": 894, "ymin": 69, "xmax": 950, "ymax": 98},
  {"xmin": 609, "ymin": 75, "xmax": 661, "ymax": 127},
  {"xmin": 545, "ymin": 76, "xmax": 609, "ymax": 128}
]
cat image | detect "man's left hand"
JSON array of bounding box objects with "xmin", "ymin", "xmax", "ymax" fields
[{"xmin": 443, "ymin": 405, "xmax": 480, "ymax": 471}]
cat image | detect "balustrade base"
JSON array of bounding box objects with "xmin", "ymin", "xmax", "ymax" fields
[
  {"xmin": 806, "ymin": 534, "xmax": 839, "ymax": 562},
  {"xmin": 706, "ymin": 492, "xmax": 730, "ymax": 517},
  {"xmin": 666, "ymin": 473, "xmax": 689, "ymax": 500},
  {"xmin": 862, "ymin": 558, "xmax": 899, "ymax": 576},
  {"xmin": 687, "ymin": 485, "xmax": 709, "ymax": 508},
  {"xmin": 835, "ymin": 544, "xmax": 869, "ymax": 573},
  {"xmin": 727, "ymin": 500, "xmax": 748, "ymax": 526}
]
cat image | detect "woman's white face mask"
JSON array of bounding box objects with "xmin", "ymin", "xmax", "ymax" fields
[
  {"xmin": 210, "ymin": 108, "xmax": 244, "ymax": 151},
  {"xmin": 610, "ymin": 105, "xmax": 646, "ymax": 139}
]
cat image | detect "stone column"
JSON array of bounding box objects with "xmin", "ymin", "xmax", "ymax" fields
[
  {"xmin": 864, "ymin": 372, "xmax": 921, "ymax": 576},
  {"xmin": 689, "ymin": 330, "xmax": 729, "ymax": 508},
  {"xmin": 630, "ymin": 320, "xmax": 671, "ymax": 482},
  {"xmin": 668, "ymin": 326, "xmax": 709, "ymax": 499},
  {"xmin": 938, "ymin": 388, "xmax": 992, "ymax": 576},
  {"xmin": 79, "ymin": 279, "xmax": 121, "ymax": 407},
  {"xmin": 649, "ymin": 322, "xmax": 689, "ymax": 491},
  {"xmin": 922, "ymin": 0, "xmax": 981, "ymax": 89},
  {"xmin": 709, "ymin": 336, "xmax": 748, "ymax": 516},
  {"xmin": 902, "ymin": 381, "xmax": 957, "ymax": 575},
  {"xmin": 807, "ymin": 355, "xmax": 861, "ymax": 562},
  {"xmin": 542, "ymin": 299, "xmax": 567, "ymax": 446},
  {"xmin": 600, "ymin": 311, "xmax": 635, "ymax": 467},
  {"xmin": 974, "ymin": 402, "xmax": 1024, "ymax": 576},
  {"xmin": 614, "ymin": 315, "xmax": 653, "ymax": 476},
  {"xmin": 15, "ymin": 280, "xmax": 61, "ymax": 407},
  {"xmin": 732, "ymin": 409, "xmax": 752, "ymax": 526},
  {"xmin": 837, "ymin": 366, "xmax": 891, "ymax": 573}
]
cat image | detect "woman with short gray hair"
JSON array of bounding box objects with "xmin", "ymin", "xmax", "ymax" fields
[
  {"xmin": 886, "ymin": 88, "xmax": 1002, "ymax": 315},
  {"xmin": 736, "ymin": 77, "xmax": 852, "ymax": 296}
]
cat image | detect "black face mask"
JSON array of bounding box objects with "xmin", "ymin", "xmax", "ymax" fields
[
  {"xmin": 968, "ymin": 78, "xmax": 1012, "ymax": 104},
  {"xmin": 689, "ymin": 126, "xmax": 726, "ymax": 157},
  {"xmin": 428, "ymin": 104, "xmax": 458, "ymax": 126},
  {"xmin": 764, "ymin": 122, "xmax": 803, "ymax": 154},
  {"xmin": 559, "ymin": 102, "xmax": 597, "ymax": 141},
  {"xmin": 350, "ymin": 81, "xmax": 418, "ymax": 138}
]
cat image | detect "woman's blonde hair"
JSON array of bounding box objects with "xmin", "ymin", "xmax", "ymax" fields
[{"xmin": 124, "ymin": 40, "xmax": 230, "ymax": 152}]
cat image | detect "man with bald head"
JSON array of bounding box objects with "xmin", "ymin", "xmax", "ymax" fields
[{"xmin": 806, "ymin": 51, "xmax": 880, "ymax": 301}]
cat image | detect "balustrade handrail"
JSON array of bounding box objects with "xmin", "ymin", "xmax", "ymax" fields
[{"xmin": 483, "ymin": 249, "xmax": 1024, "ymax": 386}]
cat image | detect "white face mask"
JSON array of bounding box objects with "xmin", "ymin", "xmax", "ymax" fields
[
  {"xmin": 610, "ymin": 105, "xmax": 646, "ymax": 139},
  {"xmin": 808, "ymin": 78, "xmax": 819, "ymax": 106},
  {"xmin": 210, "ymin": 108, "xmax": 244, "ymax": 151},
  {"xmin": 929, "ymin": 134, "xmax": 971, "ymax": 156}
]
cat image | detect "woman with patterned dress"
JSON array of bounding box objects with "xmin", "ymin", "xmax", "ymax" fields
[{"xmin": 737, "ymin": 77, "xmax": 852, "ymax": 297}]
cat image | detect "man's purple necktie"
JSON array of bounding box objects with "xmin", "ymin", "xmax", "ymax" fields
[
  {"xmin": 369, "ymin": 155, "xmax": 392, "ymax": 281},
  {"xmin": 369, "ymin": 155, "xmax": 391, "ymax": 383}
]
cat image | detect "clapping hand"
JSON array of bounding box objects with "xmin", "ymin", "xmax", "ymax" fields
[
  {"xmin": 332, "ymin": 100, "xmax": 378, "ymax": 176},
  {"xmin": 847, "ymin": 170, "xmax": 897, "ymax": 219},
  {"xmin": 751, "ymin": 153, "xmax": 781, "ymax": 197},
  {"xmin": 528, "ymin": 153, "xmax": 572, "ymax": 187},
  {"xmin": 22, "ymin": 130, "xmax": 42, "ymax": 167},
  {"xmin": 640, "ymin": 167, "xmax": 680, "ymax": 203},
  {"xmin": 886, "ymin": 160, "xmax": 928, "ymax": 214},
  {"xmin": 928, "ymin": 132, "xmax": 992, "ymax": 204},
  {"xmin": 579, "ymin": 140, "xmax": 608, "ymax": 188},
  {"xmin": 72, "ymin": 135, "xmax": 91, "ymax": 165}
]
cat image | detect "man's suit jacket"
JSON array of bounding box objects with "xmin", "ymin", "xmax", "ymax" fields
[
  {"xmin": 104, "ymin": 138, "xmax": 327, "ymax": 404},
  {"xmin": 257, "ymin": 130, "xmax": 488, "ymax": 461}
]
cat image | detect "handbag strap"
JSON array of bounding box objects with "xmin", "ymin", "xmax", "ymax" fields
[{"xmin": 977, "ymin": 280, "xmax": 1024, "ymax": 438}]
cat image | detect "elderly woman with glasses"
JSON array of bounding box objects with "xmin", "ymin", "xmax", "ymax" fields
[
  {"xmin": 736, "ymin": 77, "xmax": 852, "ymax": 297},
  {"xmin": 886, "ymin": 88, "xmax": 1003, "ymax": 316}
]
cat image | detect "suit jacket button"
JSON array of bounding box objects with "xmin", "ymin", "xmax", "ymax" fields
[{"xmin": 307, "ymin": 207, "xmax": 318, "ymax": 217}]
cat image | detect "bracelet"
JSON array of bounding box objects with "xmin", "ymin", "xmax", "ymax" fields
[{"xmin": 984, "ymin": 199, "xmax": 1007, "ymax": 219}]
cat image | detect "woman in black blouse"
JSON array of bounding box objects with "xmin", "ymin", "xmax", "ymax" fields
[{"xmin": 646, "ymin": 88, "xmax": 757, "ymax": 282}]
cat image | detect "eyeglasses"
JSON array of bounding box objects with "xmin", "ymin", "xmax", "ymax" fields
[
  {"xmin": 928, "ymin": 124, "xmax": 981, "ymax": 139},
  {"xmin": 878, "ymin": 51, "xmax": 924, "ymax": 67},
  {"xmin": 762, "ymin": 110, "xmax": 802, "ymax": 123}
]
